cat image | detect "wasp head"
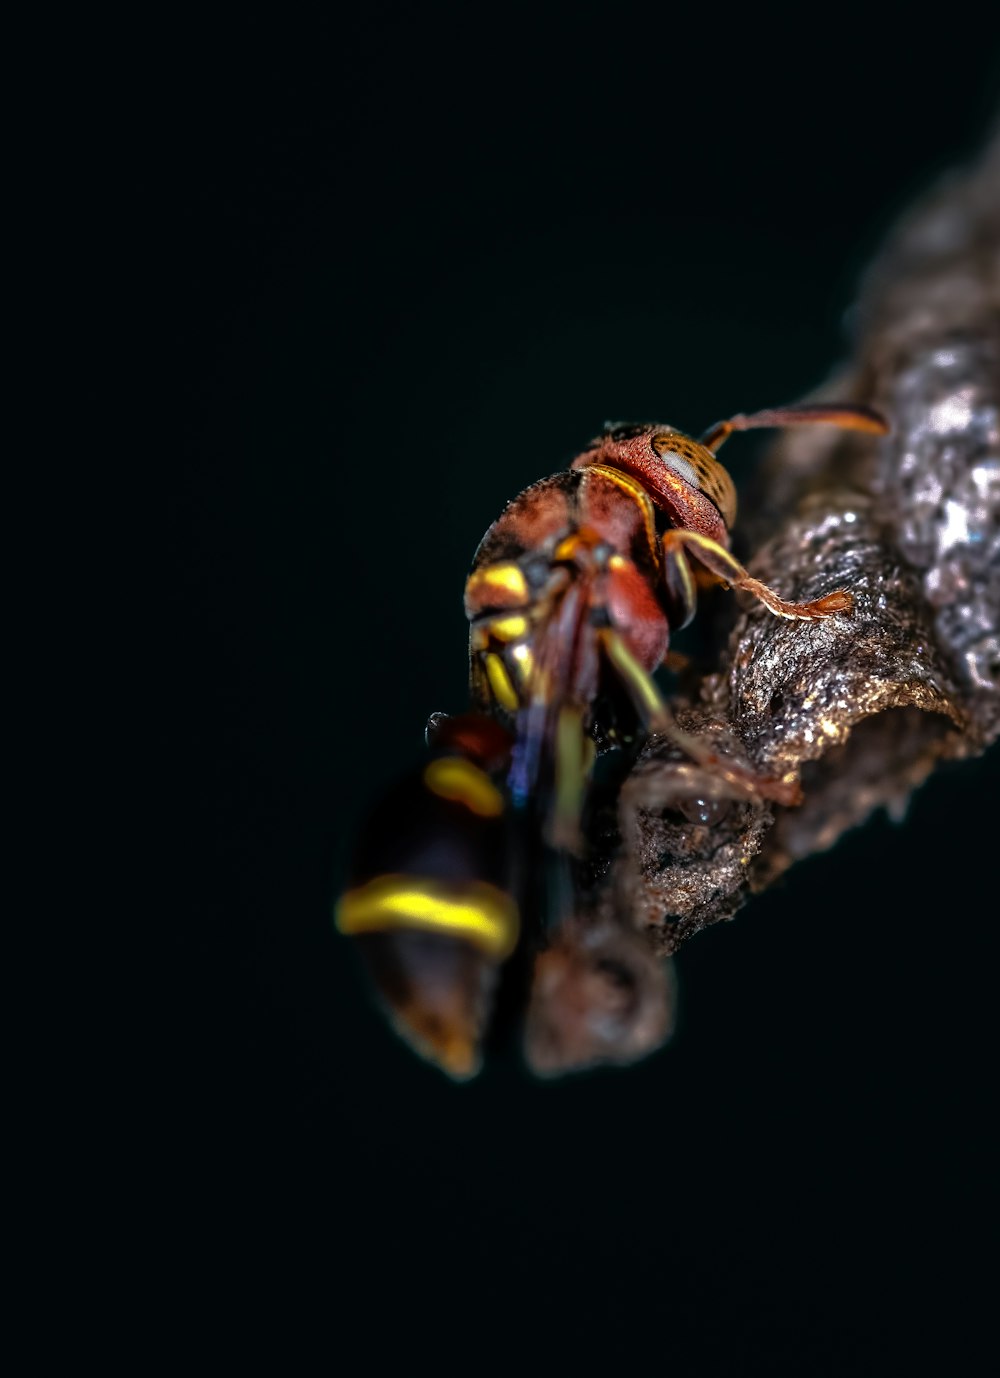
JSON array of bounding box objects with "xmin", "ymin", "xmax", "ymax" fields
[{"xmin": 572, "ymin": 422, "xmax": 736, "ymax": 543}]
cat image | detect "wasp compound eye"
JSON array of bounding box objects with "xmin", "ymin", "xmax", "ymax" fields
[{"xmin": 650, "ymin": 432, "xmax": 738, "ymax": 529}]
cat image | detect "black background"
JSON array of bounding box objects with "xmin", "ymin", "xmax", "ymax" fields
[{"xmin": 153, "ymin": 15, "xmax": 999, "ymax": 1371}]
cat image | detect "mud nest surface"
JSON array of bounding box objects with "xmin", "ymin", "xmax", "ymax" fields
[{"xmin": 599, "ymin": 132, "xmax": 1000, "ymax": 959}]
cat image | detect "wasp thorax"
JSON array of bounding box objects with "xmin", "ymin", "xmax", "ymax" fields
[{"xmin": 651, "ymin": 431, "xmax": 738, "ymax": 528}]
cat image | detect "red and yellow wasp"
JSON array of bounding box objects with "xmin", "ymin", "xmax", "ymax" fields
[
  {"xmin": 337, "ymin": 401, "xmax": 888, "ymax": 1076},
  {"xmin": 465, "ymin": 403, "xmax": 886, "ymax": 846}
]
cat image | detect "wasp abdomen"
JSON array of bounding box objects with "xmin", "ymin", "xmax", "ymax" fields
[{"xmin": 336, "ymin": 723, "xmax": 519, "ymax": 1079}]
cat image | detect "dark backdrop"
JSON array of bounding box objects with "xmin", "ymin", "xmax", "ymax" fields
[{"xmin": 156, "ymin": 16, "xmax": 999, "ymax": 1371}]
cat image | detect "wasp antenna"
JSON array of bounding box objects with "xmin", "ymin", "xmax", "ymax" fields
[{"xmin": 701, "ymin": 403, "xmax": 889, "ymax": 453}]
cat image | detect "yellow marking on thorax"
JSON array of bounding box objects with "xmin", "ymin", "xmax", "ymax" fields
[
  {"xmin": 509, "ymin": 641, "xmax": 534, "ymax": 690},
  {"xmin": 336, "ymin": 875, "xmax": 519, "ymax": 960},
  {"xmin": 584, "ymin": 465, "xmax": 661, "ymax": 572},
  {"xmin": 423, "ymin": 758, "xmax": 505, "ymax": 817},
  {"xmin": 465, "ymin": 563, "xmax": 530, "ymax": 606},
  {"xmin": 484, "ymin": 651, "xmax": 520, "ymax": 711},
  {"xmin": 553, "ymin": 528, "xmax": 603, "ymax": 563},
  {"xmin": 486, "ymin": 613, "xmax": 529, "ymax": 642}
]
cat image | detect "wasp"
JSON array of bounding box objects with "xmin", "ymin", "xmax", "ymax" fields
[
  {"xmin": 465, "ymin": 402, "xmax": 888, "ymax": 848},
  {"xmin": 337, "ymin": 401, "xmax": 888, "ymax": 1078}
]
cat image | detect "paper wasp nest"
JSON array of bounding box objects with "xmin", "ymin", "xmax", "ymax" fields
[{"xmin": 607, "ymin": 131, "xmax": 1000, "ymax": 957}]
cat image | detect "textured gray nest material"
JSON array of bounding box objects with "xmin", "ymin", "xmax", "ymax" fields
[{"xmin": 611, "ymin": 132, "xmax": 1000, "ymax": 957}]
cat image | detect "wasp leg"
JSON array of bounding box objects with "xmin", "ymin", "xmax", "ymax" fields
[
  {"xmin": 699, "ymin": 403, "xmax": 889, "ymax": 454},
  {"xmin": 660, "ymin": 529, "xmax": 853, "ymax": 620},
  {"xmin": 619, "ymin": 758, "xmax": 768, "ymax": 834},
  {"xmin": 599, "ymin": 628, "xmax": 801, "ymax": 806},
  {"xmin": 548, "ymin": 704, "xmax": 587, "ymax": 853}
]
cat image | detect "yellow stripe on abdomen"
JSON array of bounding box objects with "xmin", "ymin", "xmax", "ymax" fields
[
  {"xmin": 423, "ymin": 758, "xmax": 505, "ymax": 817},
  {"xmin": 335, "ymin": 875, "xmax": 519, "ymax": 960}
]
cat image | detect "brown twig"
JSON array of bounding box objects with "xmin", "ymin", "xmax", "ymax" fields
[{"xmin": 619, "ymin": 129, "xmax": 1000, "ymax": 956}]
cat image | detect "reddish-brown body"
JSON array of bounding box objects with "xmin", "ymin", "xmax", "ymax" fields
[
  {"xmin": 463, "ymin": 406, "xmax": 887, "ymax": 827},
  {"xmin": 468, "ymin": 465, "xmax": 669, "ymax": 676}
]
